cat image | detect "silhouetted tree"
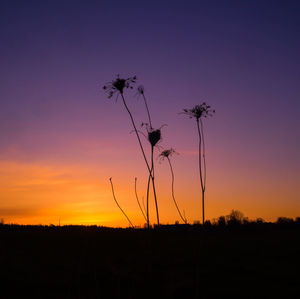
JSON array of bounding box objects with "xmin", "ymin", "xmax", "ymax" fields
[
  {"xmin": 226, "ymin": 210, "xmax": 245, "ymax": 225},
  {"xmin": 277, "ymin": 217, "xmax": 294, "ymax": 226},
  {"xmin": 255, "ymin": 218, "xmax": 264, "ymax": 224},
  {"xmin": 204, "ymin": 220, "xmax": 212, "ymax": 227},
  {"xmin": 217, "ymin": 216, "xmax": 226, "ymax": 227},
  {"xmin": 181, "ymin": 103, "xmax": 215, "ymax": 224}
]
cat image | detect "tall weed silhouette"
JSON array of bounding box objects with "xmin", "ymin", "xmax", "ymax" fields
[
  {"xmin": 159, "ymin": 148, "xmax": 187, "ymax": 224},
  {"xmin": 104, "ymin": 76, "xmax": 162, "ymax": 227},
  {"xmin": 181, "ymin": 103, "xmax": 215, "ymax": 224}
]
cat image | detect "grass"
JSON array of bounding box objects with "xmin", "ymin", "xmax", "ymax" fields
[{"xmin": 0, "ymin": 222, "xmax": 299, "ymax": 298}]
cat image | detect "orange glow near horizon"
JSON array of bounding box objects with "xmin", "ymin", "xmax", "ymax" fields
[{"xmin": 1, "ymin": 157, "xmax": 299, "ymax": 227}]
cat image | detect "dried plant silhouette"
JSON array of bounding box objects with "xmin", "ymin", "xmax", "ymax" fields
[
  {"xmin": 103, "ymin": 75, "xmax": 159, "ymax": 227},
  {"xmin": 104, "ymin": 76, "xmax": 161, "ymax": 228},
  {"xmin": 103, "ymin": 76, "xmax": 150, "ymax": 175},
  {"xmin": 109, "ymin": 177, "xmax": 134, "ymax": 228},
  {"xmin": 137, "ymin": 85, "xmax": 162, "ymax": 227},
  {"xmin": 159, "ymin": 149, "xmax": 187, "ymax": 224},
  {"xmin": 134, "ymin": 177, "xmax": 147, "ymax": 222},
  {"xmin": 141, "ymin": 122, "xmax": 165, "ymax": 227},
  {"xmin": 181, "ymin": 103, "xmax": 215, "ymax": 224},
  {"xmin": 104, "ymin": 77, "xmax": 215, "ymax": 227}
]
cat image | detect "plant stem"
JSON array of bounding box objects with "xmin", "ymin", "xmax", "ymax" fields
[
  {"xmin": 150, "ymin": 146, "xmax": 160, "ymax": 226},
  {"xmin": 142, "ymin": 93, "xmax": 152, "ymax": 129},
  {"xmin": 120, "ymin": 92, "xmax": 159, "ymax": 227},
  {"xmin": 200, "ymin": 119, "xmax": 207, "ymax": 190},
  {"xmin": 141, "ymin": 92, "xmax": 159, "ymax": 227},
  {"xmin": 196, "ymin": 119, "xmax": 205, "ymax": 224},
  {"xmin": 109, "ymin": 178, "xmax": 134, "ymax": 228},
  {"xmin": 142, "ymin": 196, "xmax": 146, "ymax": 219},
  {"xmin": 146, "ymin": 172, "xmax": 151, "ymax": 229},
  {"xmin": 120, "ymin": 93, "xmax": 152, "ymax": 177},
  {"xmin": 167, "ymin": 157, "xmax": 187, "ymax": 224},
  {"xmin": 135, "ymin": 177, "xmax": 147, "ymax": 222}
]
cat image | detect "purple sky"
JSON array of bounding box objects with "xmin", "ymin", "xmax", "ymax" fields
[{"xmin": 0, "ymin": 0, "xmax": 299, "ymax": 225}]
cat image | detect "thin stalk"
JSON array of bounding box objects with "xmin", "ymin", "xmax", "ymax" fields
[
  {"xmin": 120, "ymin": 93, "xmax": 152, "ymax": 177},
  {"xmin": 151, "ymin": 146, "xmax": 160, "ymax": 226},
  {"xmin": 200, "ymin": 118, "xmax": 207, "ymax": 190},
  {"xmin": 146, "ymin": 172, "xmax": 151, "ymax": 229},
  {"xmin": 121, "ymin": 92, "xmax": 159, "ymax": 227},
  {"xmin": 142, "ymin": 195, "xmax": 146, "ymax": 218},
  {"xmin": 121, "ymin": 92, "xmax": 155, "ymax": 228},
  {"xmin": 196, "ymin": 119, "xmax": 205, "ymax": 224},
  {"xmin": 109, "ymin": 178, "xmax": 134, "ymax": 228},
  {"xmin": 167, "ymin": 157, "xmax": 187, "ymax": 224},
  {"xmin": 141, "ymin": 91, "xmax": 153, "ymax": 228},
  {"xmin": 135, "ymin": 177, "xmax": 147, "ymax": 222},
  {"xmin": 141, "ymin": 91, "xmax": 159, "ymax": 227},
  {"xmin": 141, "ymin": 93, "xmax": 152, "ymax": 128}
]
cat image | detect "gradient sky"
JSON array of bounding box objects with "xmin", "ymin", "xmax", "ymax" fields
[{"xmin": 0, "ymin": 0, "xmax": 299, "ymax": 226}]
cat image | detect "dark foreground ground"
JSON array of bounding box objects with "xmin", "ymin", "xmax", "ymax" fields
[{"xmin": 0, "ymin": 223, "xmax": 299, "ymax": 298}]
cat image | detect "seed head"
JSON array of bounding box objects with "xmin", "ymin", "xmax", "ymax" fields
[
  {"xmin": 182, "ymin": 103, "xmax": 215, "ymax": 120},
  {"xmin": 148, "ymin": 129, "xmax": 161, "ymax": 147},
  {"xmin": 103, "ymin": 75, "xmax": 137, "ymax": 99},
  {"xmin": 159, "ymin": 148, "xmax": 178, "ymax": 162},
  {"xmin": 141, "ymin": 122, "xmax": 166, "ymax": 147}
]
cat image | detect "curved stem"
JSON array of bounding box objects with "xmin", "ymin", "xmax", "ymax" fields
[
  {"xmin": 167, "ymin": 157, "xmax": 187, "ymax": 224},
  {"xmin": 109, "ymin": 178, "xmax": 134, "ymax": 228},
  {"xmin": 196, "ymin": 119, "xmax": 205, "ymax": 224},
  {"xmin": 135, "ymin": 177, "xmax": 147, "ymax": 222}
]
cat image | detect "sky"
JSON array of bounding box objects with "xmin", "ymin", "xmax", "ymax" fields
[{"xmin": 0, "ymin": 0, "xmax": 299, "ymax": 227}]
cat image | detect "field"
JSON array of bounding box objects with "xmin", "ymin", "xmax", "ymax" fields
[{"xmin": 0, "ymin": 223, "xmax": 299, "ymax": 298}]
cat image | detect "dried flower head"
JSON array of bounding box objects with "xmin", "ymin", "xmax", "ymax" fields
[
  {"xmin": 148, "ymin": 129, "xmax": 161, "ymax": 147},
  {"xmin": 182, "ymin": 103, "xmax": 215, "ymax": 120},
  {"xmin": 103, "ymin": 75, "xmax": 137, "ymax": 98},
  {"xmin": 159, "ymin": 148, "xmax": 178, "ymax": 162},
  {"xmin": 141, "ymin": 123, "xmax": 167, "ymax": 147}
]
